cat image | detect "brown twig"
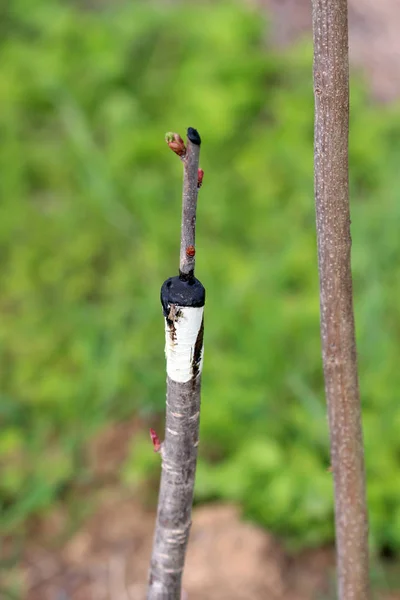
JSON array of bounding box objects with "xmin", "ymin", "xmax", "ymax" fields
[
  {"xmin": 179, "ymin": 128, "xmax": 201, "ymax": 278},
  {"xmin": 311, "ymin": 1, "xmax": 370, "ymax": 598}
]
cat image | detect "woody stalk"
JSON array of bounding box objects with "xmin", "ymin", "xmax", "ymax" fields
[{"xmin": 147, "ymin": 128, "xmax": 205, "ymax": 600}]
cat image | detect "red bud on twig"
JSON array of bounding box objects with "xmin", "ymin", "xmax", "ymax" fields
[
  {"xmin": 165, "ymin": 132, "xmax": 186, "ymax": 158},
  {"xmin": 150, "ymin": 428, "xmax": 161, "ymax": 453},
  {"xmin": 186, "ymin": 245, "xmax": 195, "ymax": 257},
  {"xmin": 197, "ymin": 168, "xmax": 204, "ymax": 189}
]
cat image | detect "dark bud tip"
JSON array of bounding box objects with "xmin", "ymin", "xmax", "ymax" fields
[{"xmin": 187, "ymin": 127, "xmax": 201, "ymax": 146}]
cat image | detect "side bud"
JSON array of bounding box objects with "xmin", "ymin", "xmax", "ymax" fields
[
  {"xmin": 165, "ymin": 132, "xmax": 186, "ymax": 157},
  {"xmin": 197, "ymin": 168, "xmax": 204, "ymax": 189}
]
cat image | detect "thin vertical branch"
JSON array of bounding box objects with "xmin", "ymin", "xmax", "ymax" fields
[
  {"xmin": 147, "ymin": 128, "xmax": 205, "ymax": 600},
  {"xmin": 311, "ymin": 1, "xmax": 370, "ymax": 598},
  {"xmin": 179, "ymin": 128, "xmax": 201, "ymax": 278}
]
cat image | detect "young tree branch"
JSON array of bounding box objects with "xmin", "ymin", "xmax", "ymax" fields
[
  {"xmin": 179, "ymin": 128, "xmax": 201, "ymax": 278},
  {"xmin": 147, "ymin": 128, "xmax": 205, "ymax": 600},
  {"xmin": 311, "ymin": 1, "xmax": 370, "ymax": 598}
]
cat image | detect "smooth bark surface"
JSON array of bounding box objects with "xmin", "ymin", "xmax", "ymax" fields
[
  {"xmin": 148, "ymin": 129, "xmax": 204, "ymax": 600},
  {"xmin": 179, "ymin": 136, "xmax": 201, "ymax": 277},
  {"xmin": 148, "ymin": 375, "xmax": 202, "ymax": 599},
  {"xmin": 311, "ymin": 2, "xmax": 370, "ymax": 598}
]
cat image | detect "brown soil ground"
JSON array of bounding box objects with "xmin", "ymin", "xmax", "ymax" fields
[
  {"xmin": 16, "ymin": 419, "xmax": 399, "ymax": 600},
  {"xmin": 23, "ymin": 497, "xmax": 336, "ymax": 600}
]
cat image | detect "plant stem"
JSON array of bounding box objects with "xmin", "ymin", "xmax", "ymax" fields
[
  {"xmin": 147, "ymin": 129, "xmax": 205, "ymax": 600},
  {"xmin": 179, "ymin": 128, "xmax": 201, "ymax": 278},
  {"xmin": 311, "ymin": 1, "xmax": 370, "ymax": 598}
]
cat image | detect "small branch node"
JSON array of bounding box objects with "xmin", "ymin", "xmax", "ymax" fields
[
  {"xmin": 197, "ymin": 168, "xmax": 204, "ymax": 189},
  {"xmin": 149, "ymin": 428, "xmax": 161, "ymax": 453},
  {"xmin": 166, "ymin": 427, "xmax": 179, "ymax": 436}
]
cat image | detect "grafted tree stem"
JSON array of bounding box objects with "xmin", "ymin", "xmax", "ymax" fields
[{"xmin": 148, "ymin": 128, "xmax": 205, "ymax": 600}]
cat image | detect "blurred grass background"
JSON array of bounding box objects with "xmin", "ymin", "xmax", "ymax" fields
[{"xmin": 1, "ymin": 0, "xmax": 400, "ymax": 559}]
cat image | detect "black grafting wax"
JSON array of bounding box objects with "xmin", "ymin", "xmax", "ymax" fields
[
  {"xmin": 161, "ymin": 275, "xmax": 205, "ymax": 317},
  {"xmin": 187, "ymin": 127, "xmax": 201, "ymax": 146}
]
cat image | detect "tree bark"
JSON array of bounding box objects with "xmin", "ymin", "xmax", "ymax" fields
[
  {"xmin": 311, "ymin": 2, "xmax": 370, "ymax": 598},
  {"xmin": 147, "ymin": 129, "xmax": 204, "ymax": 600},
  {"xmin": 179, "ymin": 128, "xmax": 201, "ymax": 278}
]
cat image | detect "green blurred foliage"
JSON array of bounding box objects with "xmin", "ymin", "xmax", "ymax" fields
[{"xmin": 1, "ymin": 0, "xmax": 400, "ymax": 552}]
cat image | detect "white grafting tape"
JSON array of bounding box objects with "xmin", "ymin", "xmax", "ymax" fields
[{"xmin": 165, "ymin": 306, "xmax": 204, "ymax": 383}]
